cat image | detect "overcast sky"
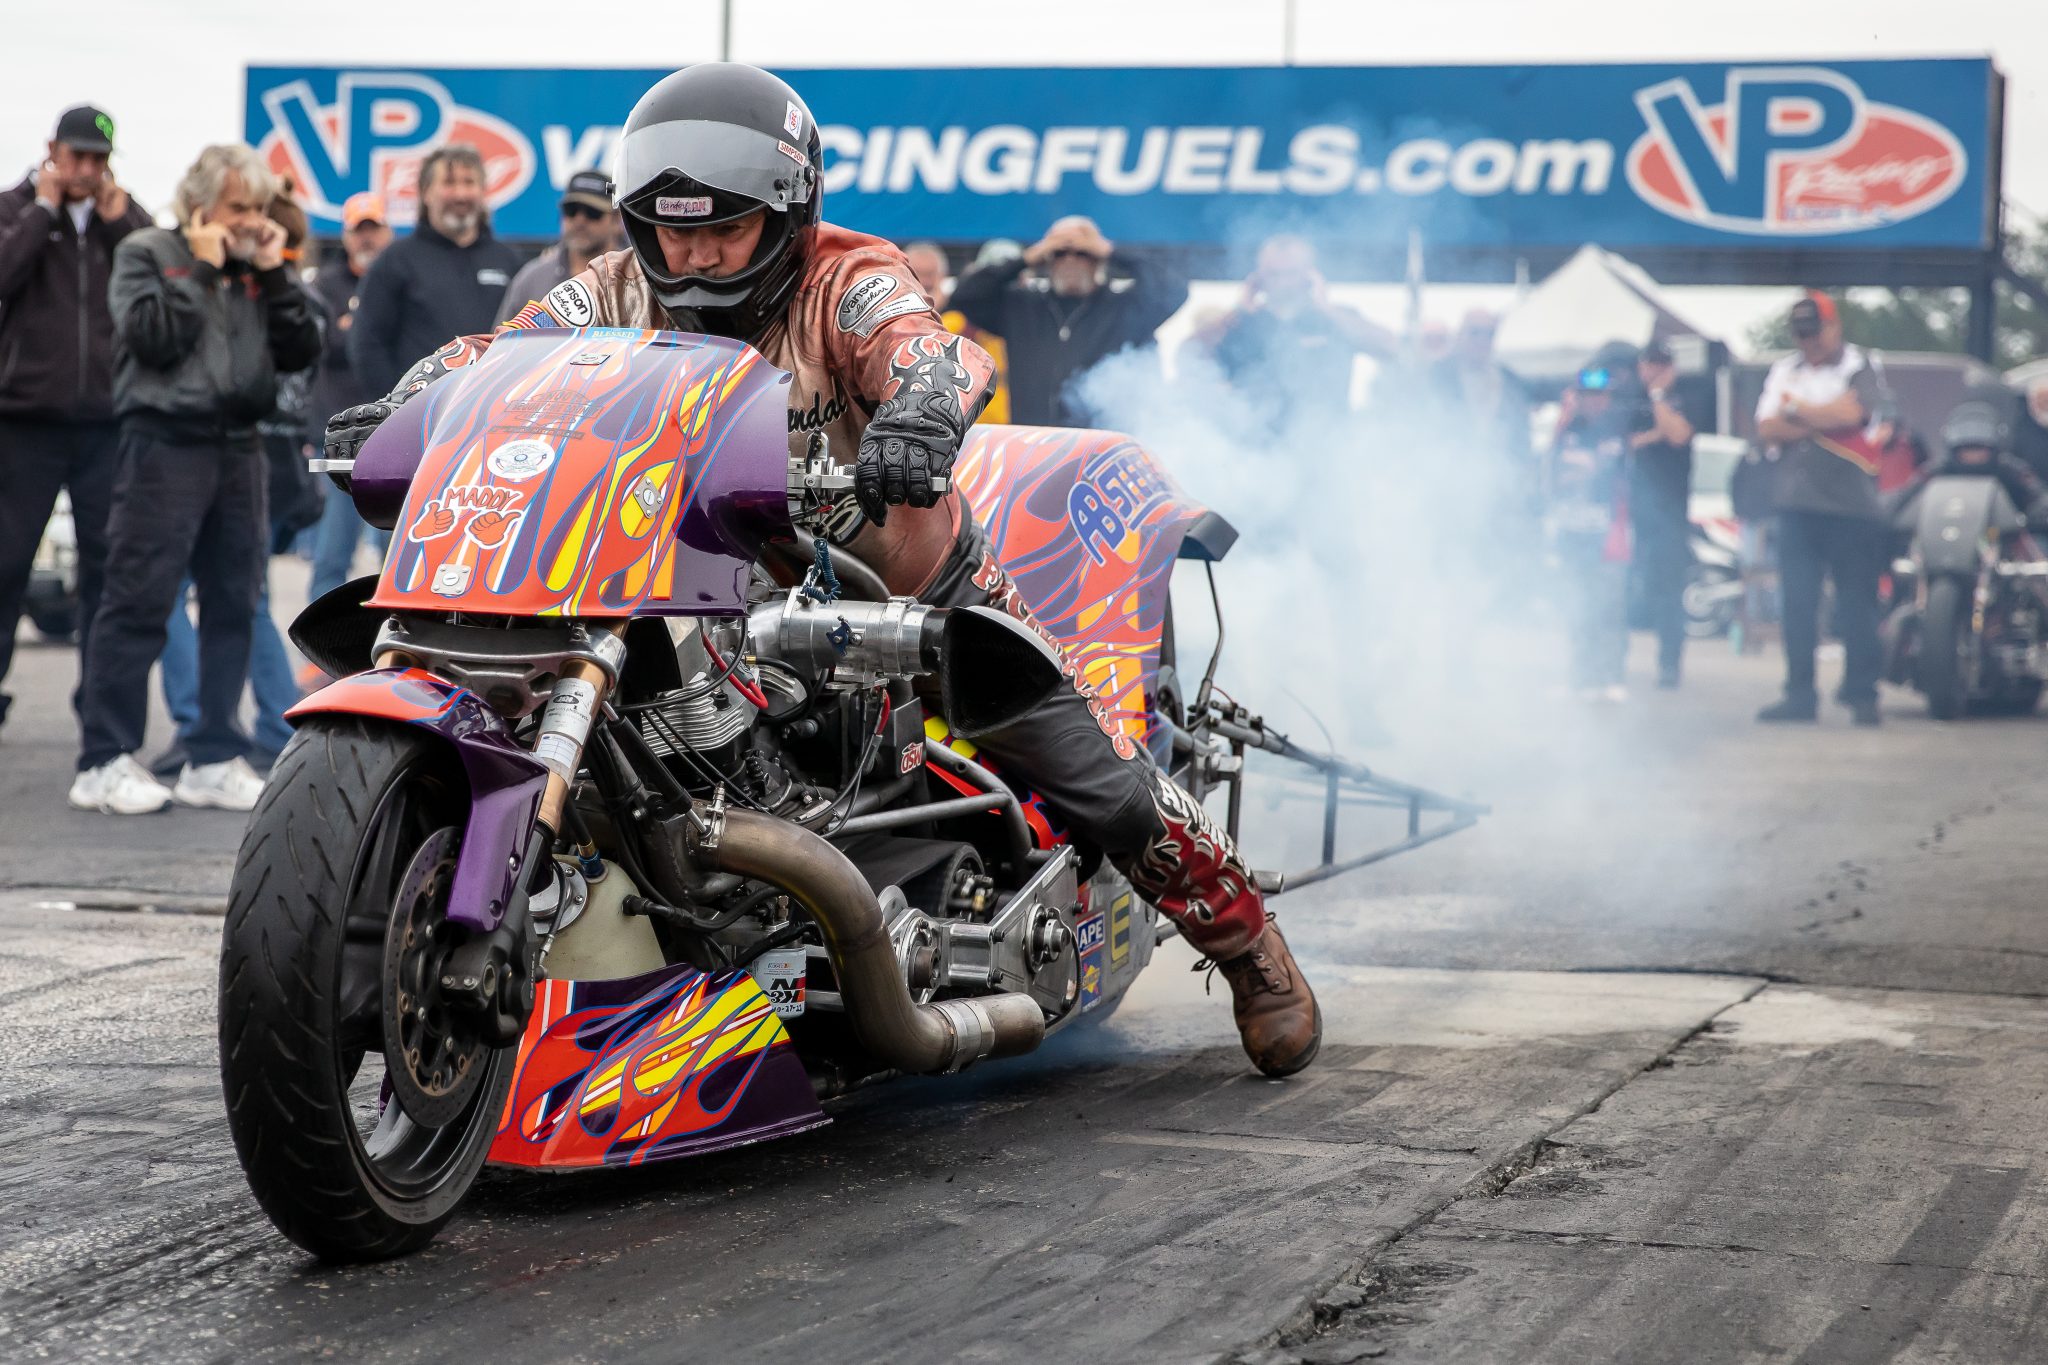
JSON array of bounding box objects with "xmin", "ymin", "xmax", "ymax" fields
[{"xmin": 6, "ymin": 1, "xmax": 2042, "ymax": 347}]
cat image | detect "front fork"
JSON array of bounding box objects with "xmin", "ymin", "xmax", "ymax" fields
[{"xmin": 373, "ymin": 634, "xmax": 621, "ymax": 1044}]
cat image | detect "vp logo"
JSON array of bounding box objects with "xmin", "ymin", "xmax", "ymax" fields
[
  {"xmin": 256, "ymin": 73, "xmax": 536, "ymax": 228},
  {"xmin": 1626, "ymin": 66, "xmax": 1967, "ymax": 235}
]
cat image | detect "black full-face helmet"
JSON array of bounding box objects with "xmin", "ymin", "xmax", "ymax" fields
[
  {"xmin": 1942, "ymin": 399, "xmax": 2010, "ymax": 456},
  {"xmin": 612, "ymin": 62, "xmax": 823, "ymax": 342}
]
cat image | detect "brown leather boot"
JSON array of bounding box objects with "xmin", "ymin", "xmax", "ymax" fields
[{"xmin": 1211, "ymin": 920, "xmax": 1322, "ymax": 1077}]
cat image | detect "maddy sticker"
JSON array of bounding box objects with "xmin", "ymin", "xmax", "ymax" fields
[{"xmin": 487, "ymin": 438, "xmax": 555, "ymax": 482}]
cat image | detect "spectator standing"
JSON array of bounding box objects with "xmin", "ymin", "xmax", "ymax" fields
[
  {"xmin": 70, "ymin": 144, "xmax": 319, "ymax": 815},
  {"xmin": 494, "ymin": 170, "xmax": 622, "ymax": 324},
  {"xmin": 949, "ymin": 215, "xmax": 1186, "ymax": 427},
  {"xmin": 1547, "ymin": 359, "xmax": 1635, "ymax": 701},
  {"xmin": 1209, "ymin": 234, "xmax": 1392, "ymax": 435},
  {"xmin": 0, "ymin": 105, "xmax": 150, "ymax": 735},
  {"xmin": 1432, "ymin": 309, "xmax": 1532, "ymax": 468},
  {"xmin": 155, "ymin": 182, "xmax": 323, "ymax": 775},
  {"xmin": 349, "ymin": 144, "xmax": 521, "ymax": 396},
  {"xmin": 1754, "ymin": 292, "xmax": 1887, "ymax": 728},
  {"xmin": 307, "ymin": 192, "xmax": 393, "ymax": 604},
  {"xmin": 927, "ymin": 238, "xmax": 1017, "ymax": 425},
  {"xmin": 1628, "ymin": 340, "xmax": 1698, "ymax": 689}
]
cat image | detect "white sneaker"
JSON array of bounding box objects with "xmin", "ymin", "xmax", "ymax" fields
[
  {"xmin": 173, "ymin": 757, "xmax": 267, "ymax": 812},
  {"xmin": 68, "ymin": 755, "xmax": 173, "ymax": 815}
]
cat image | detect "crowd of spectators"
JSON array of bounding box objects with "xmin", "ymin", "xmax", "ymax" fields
[{"xmin": 0, "ymin": 103, "xmax": 2020, "ymax": 810}]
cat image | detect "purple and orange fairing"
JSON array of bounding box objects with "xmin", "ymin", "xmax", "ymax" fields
[
  {"xmin": 953, "ymin": 425, "xmax": 1208, "ymax": 746},
  {"xmin": 489, "ymin": 963, "xmax": 825, "ymax": 1170},
  {"xmin": 363, "ymin": 327, "xmax": 794, "ymax": 619}
]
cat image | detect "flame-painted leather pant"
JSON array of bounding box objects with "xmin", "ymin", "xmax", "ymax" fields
[{"xmin": 922, "ymin": 524, "xmax": 1268, "ymax": 960}]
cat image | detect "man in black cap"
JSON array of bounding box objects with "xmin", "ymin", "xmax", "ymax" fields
[
  {"xmin": 0, "ymin": 104, "xmax": 152, "ymax": 736},
  {"xmin": 1629, "ymin": 339, "xmax": 1699, "ymax": 688},
  {"xmin": 494, "ymin": 169, "xmax": 623, "ymax": 323},
  {"xmin": 1754, "ymin": 291, "xmax": 1887, "ymax": 726}
]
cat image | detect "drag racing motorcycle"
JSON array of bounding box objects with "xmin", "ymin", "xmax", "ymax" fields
[
  {"xmin": 218, "ymin": 325, "xmax": 1483, "ymax": 1261},
  {"xmin": 1882, "ymin": 471, "xmax": 2048, "ymax": 718}
]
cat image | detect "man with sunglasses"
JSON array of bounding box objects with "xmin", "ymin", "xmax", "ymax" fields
[
  {"xmin": 949, "ymin": 215, "xmax": 1188, "ymax": 427},
  {"xmin": 495, "ymin": 170, "xmax": 623, "ymax": 325}
]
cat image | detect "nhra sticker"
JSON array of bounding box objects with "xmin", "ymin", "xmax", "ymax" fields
[
  {"xmin": 545, "ymin": 280, "xmax": 595, "ymax": 326},
  {"xmin": 750, "ymin": 947, "xmax": 808, "ymax": 1018},
  {"xmin": 1076, "ymin": 911, "xmax": 1105, "ymax": 1012},
  {"xmin": 655, "ymin": 195, "xmax": 713, "ymax": 219},
  {"xmin": 784, "ymin": 100, "xmax": 805, "ymax": 139},
  {"xmin": 487, "ymin": 438, "xmax": 556, "ymax": 482},
  {"xmin": 899, "ymin": 740, "xmax": 923, "ymax": 775}
]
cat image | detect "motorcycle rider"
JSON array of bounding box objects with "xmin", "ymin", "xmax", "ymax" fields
[
  {"xmin": 322, "ymin": 63, "xmax": 1320, "ymax": 1078},
  {"xmin": 1888, "ymin": 399, "xmax": 2048, "ymax": 527}
]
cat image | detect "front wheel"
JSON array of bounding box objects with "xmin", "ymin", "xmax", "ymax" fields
[
  {"xmin": 218, "ymin": 716, "xmax": 514, "ymax": 1261},
  {"xmin": 1919, "ymin": 577, "xmax": 1975, "ymax": 721}
]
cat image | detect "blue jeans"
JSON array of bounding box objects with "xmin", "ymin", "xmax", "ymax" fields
[
  {"xmin": 162, "ymin": 575, "xmax": 295, "ymax": 757},
  {"xmin": 310, "ymin": 483, "xmax": 390, "ymax": 602}
]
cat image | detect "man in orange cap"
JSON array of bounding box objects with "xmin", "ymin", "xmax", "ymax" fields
[
  {"xmin": 1754, "ymin": 291, "xmax": 1887, "ymax": 727},
  {"xmin": 306, "ymin": 191, "xmax": 394, "ymax": 607}
]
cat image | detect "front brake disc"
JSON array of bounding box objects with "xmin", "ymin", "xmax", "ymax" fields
[{"xmin": 381, "ymin": 827, "xmax": 492, "ymax": 1128}]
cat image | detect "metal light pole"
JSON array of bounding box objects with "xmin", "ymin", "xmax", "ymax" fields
[{"xmin": 721, "ymin": 0, "xmax": 733, "ymax": 61}]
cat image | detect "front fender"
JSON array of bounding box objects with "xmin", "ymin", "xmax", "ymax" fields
[{"xmin": 287, "ymin": 668, "xmax": 547, "ymax": 933}]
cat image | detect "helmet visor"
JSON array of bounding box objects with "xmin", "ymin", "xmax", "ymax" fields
[{"xmin": 614, "ymin": 118, "xmax": 815, "ymax": 225}]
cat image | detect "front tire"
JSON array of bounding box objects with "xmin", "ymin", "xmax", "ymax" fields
[
  {"xmin": 218, "ymin": 716, "xmax": 513, "ymax": 1262},
  {"xmin": 1920, "ymin": 577, "xmax": 1974, "ymax": 721}
]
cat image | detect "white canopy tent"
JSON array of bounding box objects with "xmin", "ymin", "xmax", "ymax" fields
[{"xmin": 1492, "ymin": 245, "xmax": 1723, "ymax": 385}]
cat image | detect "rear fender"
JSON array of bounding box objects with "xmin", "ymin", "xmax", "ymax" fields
[{"xmin": 287, "ymin": 668, "xmax": 546, "ymax": 932}]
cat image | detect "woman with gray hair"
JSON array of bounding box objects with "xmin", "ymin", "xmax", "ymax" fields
[{"xmin": 68, "ymin": 143, "xmax": 319, "ymax": 815}]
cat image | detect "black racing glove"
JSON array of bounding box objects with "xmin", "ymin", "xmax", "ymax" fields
[
  {"xmin": 854, "ymin": 393, "xmax": 962, "ymax": 528},
  {"xmin": 323, "ymin": 400, "xmax": 397, "ymax": 467}
]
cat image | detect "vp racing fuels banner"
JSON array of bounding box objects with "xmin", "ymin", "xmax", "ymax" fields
[{"xmin": 246, "ymin": 60, "xmax": 1997, "ymax": 251}]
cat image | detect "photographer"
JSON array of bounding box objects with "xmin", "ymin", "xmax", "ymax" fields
[
  {"xmin": 1629, "ymin": 341, "xmax": 1698, "ymax": 689},
  {"xmin": 1547, "ymin": 353, "xmax": 1638, "ymax": 701},
  {"xmin": 1211, "ymin": 234, "xmax": 1393, "ymax": 437},
  {"xmin": 70, "ymin": 144, "xmax": 319, "ymax": 815}
]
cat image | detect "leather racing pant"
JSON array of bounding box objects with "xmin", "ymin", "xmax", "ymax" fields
[{"xmin": 921, "ymin": 522, "xmax": 1268, "ymax": 960}]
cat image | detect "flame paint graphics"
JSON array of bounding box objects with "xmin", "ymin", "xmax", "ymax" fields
[
  {"xmin": 954, "ymin": 427, "xmax": 1206, "ymax": 743},
  {"xmin": 372, "ymin": 329, "xmax": 769, "ymax": 617},
  {"xmin": 489, "ymin": 963, "xmax": 826, "ymax": 1170}
]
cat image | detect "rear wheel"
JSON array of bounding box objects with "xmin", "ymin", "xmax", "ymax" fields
[
  {"xmin": 218, "ymin": 716, "xmax": 514, "ymax": 1261},
  {"xmin": 1919, "ymin": 577, "xmax": 1975, "ymax": 721}
]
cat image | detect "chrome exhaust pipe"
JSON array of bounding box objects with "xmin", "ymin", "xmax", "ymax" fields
[{"xmin": 696, "ymin": 809, "xmax": 1045, "ymax": 1073}]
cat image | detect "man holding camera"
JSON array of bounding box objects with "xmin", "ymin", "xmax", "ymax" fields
[
  {"xmin": 1754, "ymin": 292, "xmax": 1886, "ymax": 728},
  {"xmin": 0, "ymin": 104, "xmax": 151, "ymax": 737},
  {"xmin": 949, "ymin": 215, "xmax": 1187, "ymax": 427},
  {"xmin": 1630, "ymin": 340, "xmax": 1698, "ymax": 689}
]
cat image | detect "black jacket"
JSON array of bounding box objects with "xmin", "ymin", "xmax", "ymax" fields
[
  {"xmin": 0, "ymin": 174, "xmax": 152, "ymax": 420},
  {"xmin": 310, "ymin": 253, "xmax": 374, "ymax": 426},
  {"xmin": 949, "ymin": 252, "xmax": 1188, "ymax": 426},
  {"xmin": 348, "ymin": 220, "xmax": 522, "ymax": 396},
  {"xmin": 107, "ymin": 227, "xmax": 321, "ymax": 437}
]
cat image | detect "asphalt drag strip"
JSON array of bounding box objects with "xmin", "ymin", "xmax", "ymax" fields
[
  {"xmin": 2, "ymin": 908, "xmax": 1758, "ymax": 1364},
  {"xmin": 1249, "ymin": 985, "xmax": 2048, "ymax": 1364}
]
